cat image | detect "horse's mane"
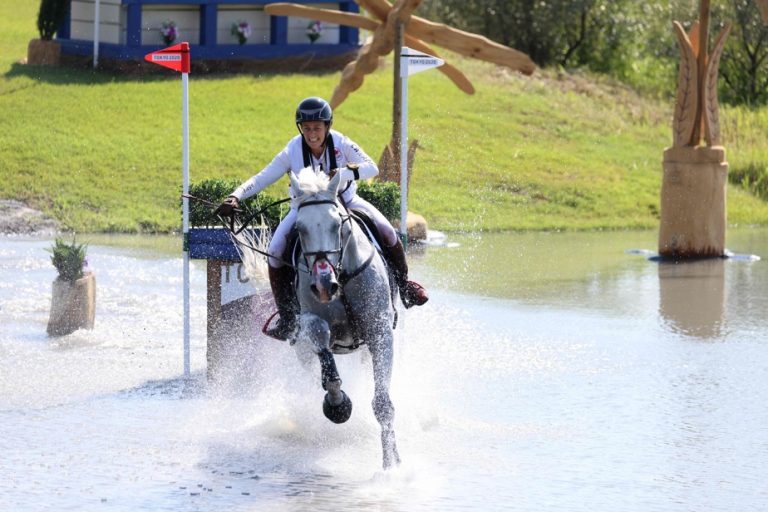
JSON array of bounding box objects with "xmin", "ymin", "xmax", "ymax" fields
[{"xmin": 294, "ymin": 167, "xmax": 330, "ymax": 196}]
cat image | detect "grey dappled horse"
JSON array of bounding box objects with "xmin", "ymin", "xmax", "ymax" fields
[{"xmin": 288, "ymin": 169, "xmax": 400, "ymax": 470}]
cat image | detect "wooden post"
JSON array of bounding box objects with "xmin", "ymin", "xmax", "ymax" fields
[
  {"xmin": 391, "ymin": 20, "xmax": 404, "ymax": 179},
  {"xmin": 47, "ymin": 273, "xmax": 96, "ymax": 337},
  {"xmin": 206, "ymin": 260, "xmax": 222, "ymax": 381}
]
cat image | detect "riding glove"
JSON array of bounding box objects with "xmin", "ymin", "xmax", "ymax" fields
[
  {"xmin": 214, "ymin": 196, "xmax": 239, "ymax": 216},
  {"xmin": 330, "ymin": 163, "xmax": 360, "ymax": 182}
]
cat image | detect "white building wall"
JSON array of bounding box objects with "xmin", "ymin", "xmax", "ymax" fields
[
  {"xmin": 66, "ymin": 2, "xmax": 347, "ymax": 47},
  {"xmin": 69, "ymin": 0, "xmax": 123, "ymax": 44}
]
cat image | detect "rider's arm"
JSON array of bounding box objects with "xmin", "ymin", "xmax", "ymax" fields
[
  {"xmin": 231, "ymin": 144, "xmax": 292, "ymax": 201},
  {"xmin": 337, "ymin": 134, "xmax": 378, "ymax": 182}
]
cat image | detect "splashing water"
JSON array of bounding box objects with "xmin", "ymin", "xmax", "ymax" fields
[{"xmin": 2, "ymin": 230, "xmax": 768, "ymax": 512}]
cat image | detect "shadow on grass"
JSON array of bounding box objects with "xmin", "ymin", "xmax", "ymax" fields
[
  {"xmin": 4, "ymin": 52, "xmax": 351, "ymax": 86},
  {"xmin": 4, "ymin": 60, "xmax": 172, "ymax": 86}
]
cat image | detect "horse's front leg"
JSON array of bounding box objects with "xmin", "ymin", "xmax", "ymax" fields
[
  {"xmin": 367, "ymin": 325, "xmax": 401, "ymax": 470},
  {"xmin": 298, "ymin": 314, "xmax": 352, "ymax": 424}
]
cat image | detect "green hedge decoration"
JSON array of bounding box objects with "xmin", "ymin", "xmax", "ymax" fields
[
  {"xmin": 185, "ymin": 178, "xmax": 284, "ymax": 229},
  {"xmin": 357, "ymin": 180, "xmax": 400, "ymax": 223},
  {"xmin": 185, "ymin": 178, "xmax": 401, "ymax": 228}
]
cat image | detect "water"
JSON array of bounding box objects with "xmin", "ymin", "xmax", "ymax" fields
[{"xmin": 1, "ymin": 229, "xmax": 767, "ymax": 511}]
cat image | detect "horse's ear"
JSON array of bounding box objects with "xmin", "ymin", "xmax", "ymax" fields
[
  {"xmin": 289, "ymin": 172, "xmax": 303, "ymax": 199},
  {"xmin": 328, "ymin": 169, "xmax": 342, "ymax": 196}
]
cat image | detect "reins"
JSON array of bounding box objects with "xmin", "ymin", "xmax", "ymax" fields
[
  {"xmin": 182, "ymin": 191, "xmax": 372, "ymax": 282},
  {"xmin": 182, "ymin": 193, "xmax": 299, "ymax": 270}
]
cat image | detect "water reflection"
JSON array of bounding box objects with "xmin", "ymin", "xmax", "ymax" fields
[{"xmin": 658, "ymin": 259, "xmax": 726, "ymax": 339}]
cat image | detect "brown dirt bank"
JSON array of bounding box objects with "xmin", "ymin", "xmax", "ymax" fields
[{"xmin": 0, "ymin": 200, "xmax": 60, "ymax": 235}]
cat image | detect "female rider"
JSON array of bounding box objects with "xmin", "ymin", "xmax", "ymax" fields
[{"xmin": 216, "ymin": 97, "xmax": 428, "ymax": 340}]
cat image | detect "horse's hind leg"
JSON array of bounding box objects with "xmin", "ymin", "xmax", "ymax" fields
[
  {"xmin": 300, "ymin": 315, "xmax": 353, "ymax": 424},
  {"xmin": 369, "ymin": 330, "xmax": 401, "ymax": 469}
]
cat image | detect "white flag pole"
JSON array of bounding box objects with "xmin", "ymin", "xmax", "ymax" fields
[
  {"xmin": 182, "ymin": 70, "xmax": 190, "ymax": 377},
  {"xmin": 93, "ymin": 0, "xmax": 100, "ymax": 69},
  {"xmin": 143, "ymin": 44, "xmax": 192, "ymax": 377}
]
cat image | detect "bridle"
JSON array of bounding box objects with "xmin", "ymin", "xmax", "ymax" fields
[
  {"xmin": 297, "ymin": 196, "xmax": 379, "ymax": 339},
  {"xmin": 296, "ymin": 198, "xmax": 353, "ymax": 275}
]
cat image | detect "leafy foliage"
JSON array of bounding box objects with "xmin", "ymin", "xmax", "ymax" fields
[
  {"xmin": 421, "ymin": 0, "xmax": 642, "ymax": 69},
  {"xmin": 357, "ymin": 180, "xmax": 400, "ymax": 223},
  {"xmin": 187, "ymin": 178, "xmax": 402, "ymax": 228},
  {"xmin": 421, "ymin": 0, "xmax": 768, "ymax": 105},
  {"xmin": 36, "ymin": 0, "xmax": 70, "ymax": 41},
  {"xmin": 717, "ymin": 0, "xmax": 768, "ymax": 106},
  {"xmin": 48, "ymin": 237, "xmax": 87, "ymax": 281},
  {"xmin": 730, "ymin": 162, "xmax": 768, "ymax": 201}
]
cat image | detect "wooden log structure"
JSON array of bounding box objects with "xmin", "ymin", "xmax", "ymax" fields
[
  {"xmin": 330, "ymin": 0, "xmax": 423, "ymax": 108},
  {"xmin": 264, "ymin": 3, "xmax": 474, "ymax": 94},
  {"xmin": 357, "ymin": 0, "xmax": 535, "ymax": 74},
  {"xmin": 47, "ymin": 273, "xmax": 96, "ymax": 337},
  {"xmin": 658, "ymin": 1, "xmax": 732, "ymax": 260}
]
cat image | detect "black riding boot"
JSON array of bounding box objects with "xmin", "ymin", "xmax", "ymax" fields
[
  {"xmin": 267, "ymin": 265, "xmax": 298, "ymax": 340},
  {"xmin": 382, "ymin": 239, "xmax": 429, "ymax": 308}
]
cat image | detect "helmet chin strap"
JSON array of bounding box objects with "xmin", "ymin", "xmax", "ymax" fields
[{"xmin": 301, "ymin": 131, "xmax": 337, "ymax": 171}]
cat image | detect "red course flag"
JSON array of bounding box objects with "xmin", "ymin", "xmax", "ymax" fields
[{"xmin": 144, "ymin": 42, "xmax": 190, "ymax": 73}]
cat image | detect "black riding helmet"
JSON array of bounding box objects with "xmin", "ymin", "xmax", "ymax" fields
[{"xmin": 295, "ymin": 97, "xmax": 333, "ymax": 133}]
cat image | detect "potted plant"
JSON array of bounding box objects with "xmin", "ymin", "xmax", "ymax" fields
[
  {"xmin": 46, "ymin": 237, "xmax": 96, "ymax": 336},
  {"xmin": 231, "ymin": 21, "xmax": 252, "ymax": 45},
  {"xmin": 306, "ymin": 20, "xmax": 323, "ymax": 44},
  {"xmin": 28, "ymin": 0, "xmax": 71, "ymax": 66},
  {"xmin": 161, "ymin": 20, "xmax": 178, "ymax": 45}
]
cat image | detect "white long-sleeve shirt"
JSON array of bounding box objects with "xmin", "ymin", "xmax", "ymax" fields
[{"xmin": 231, "ymin": 129, "xmax": 378, "ymax": 204}]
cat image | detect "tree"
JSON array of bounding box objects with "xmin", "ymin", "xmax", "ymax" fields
[
  {"xmin": 421, "ymin": 0, "xmax": 641, "ymax": 69},
  {"xmin": 37, "ymin": 0, "xmax": 71, "ymax": 41},
  {"xmin": 420, "ymin": 0, "xmax": 768, "ymax": 105},
  {"xmin": 717, "ymin": 0, "xmax": 768, "ymax": 105}
]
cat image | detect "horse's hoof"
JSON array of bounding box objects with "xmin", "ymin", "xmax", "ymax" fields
[{"xmin": 323, "ymin": 390, "xmax": 353, "ymax": 424}]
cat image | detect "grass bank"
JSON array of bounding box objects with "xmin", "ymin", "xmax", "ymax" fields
[{"xmin": 2, "ymin": 1, "xmax": 768, "ymax": 233}]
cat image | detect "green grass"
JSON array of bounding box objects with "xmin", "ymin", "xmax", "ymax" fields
[{"xmin": 3, "ymin": 0, "xmax": 768, "ymax": 233}]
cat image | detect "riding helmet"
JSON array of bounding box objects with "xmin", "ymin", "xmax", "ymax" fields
[{"xmin": 295, "ymin": 97, "xmax": 333, "ymax": 129}]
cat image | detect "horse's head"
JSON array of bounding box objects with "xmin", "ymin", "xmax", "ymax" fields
[{"xmin": 290, "ymin": 169, "xmax": 347, "ymax": 303}]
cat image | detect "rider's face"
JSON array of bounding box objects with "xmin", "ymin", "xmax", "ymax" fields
[{"xmin": 300, "ymin": 121, "xmax": 329, "ymax": 154}]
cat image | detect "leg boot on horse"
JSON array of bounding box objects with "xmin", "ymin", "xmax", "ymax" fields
[
  {"xmin": 318, "ymin": 348, "xmax": 353, "ymax": 424},
  {"xmin": 382, "ymin": 239, "xmax": 429, "ymax": 308},
  {"xmin": 267, "ymin": 264, "xmax": 298, "ymax": 341}
]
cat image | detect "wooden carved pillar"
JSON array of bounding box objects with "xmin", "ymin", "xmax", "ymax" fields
[{"xmin": 659, "ymin": 2, "xmax": 732, "ymax": 259}]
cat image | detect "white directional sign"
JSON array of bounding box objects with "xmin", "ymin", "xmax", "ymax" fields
[
  {"xmin": 401, "ymin": 47, "xmax": 445, "ymax": 76},
  {"xmin": 398, "ymin": 47, "xmax": 444, "ymax": 245}
]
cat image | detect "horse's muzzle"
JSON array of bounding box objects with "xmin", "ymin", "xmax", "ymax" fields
[{"xmin": 311, "ymin": 259, "xmax": 339, "ymax": 303}]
